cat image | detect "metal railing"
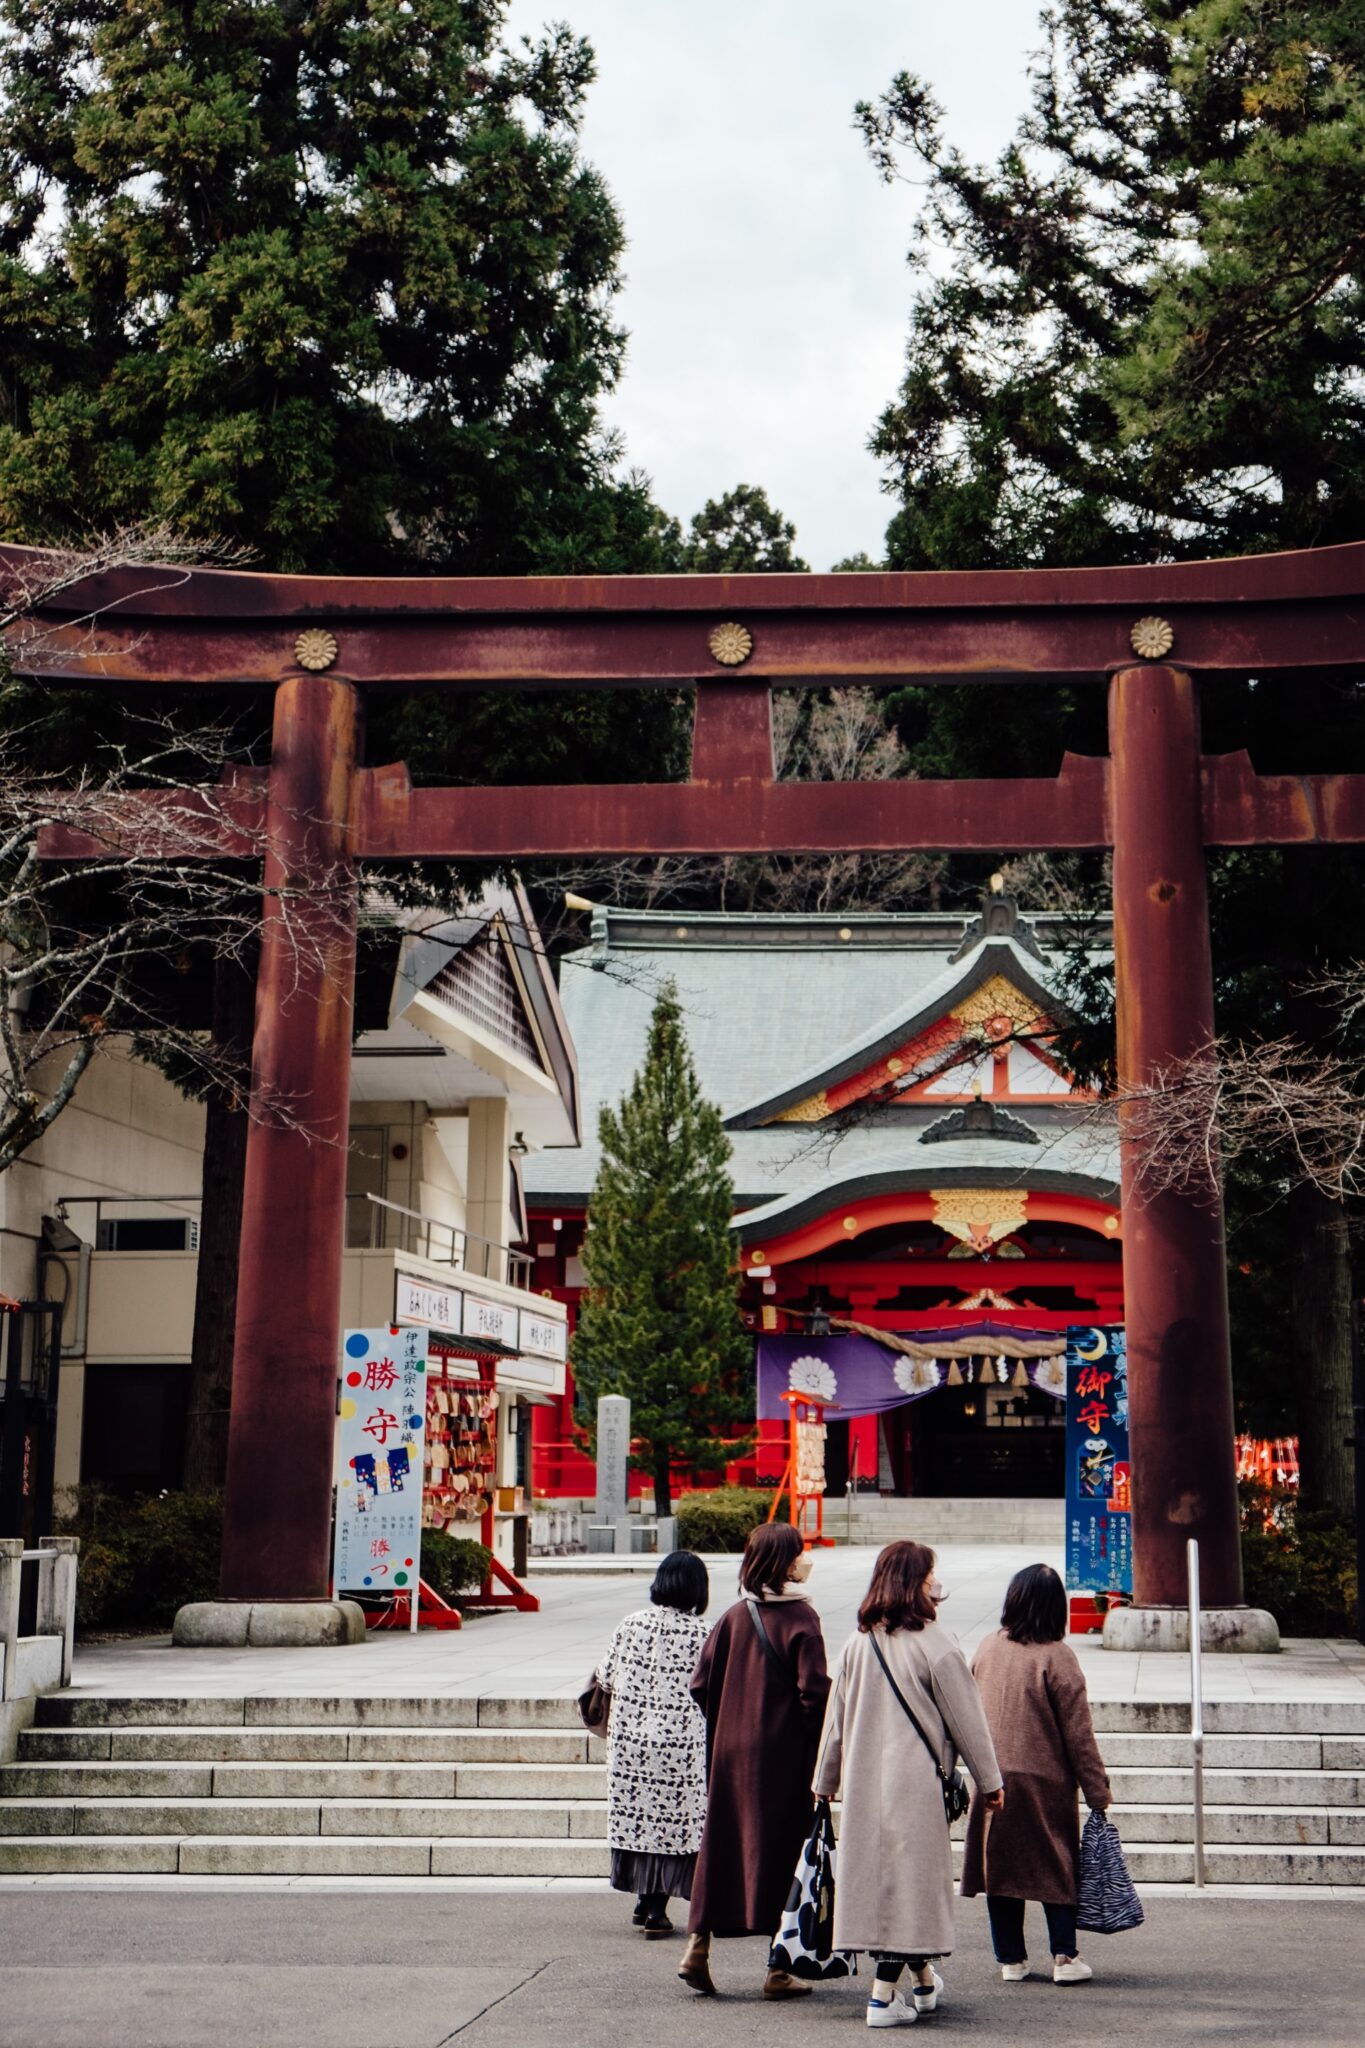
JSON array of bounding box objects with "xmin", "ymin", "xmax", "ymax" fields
[
  {"xmin": 1187, "ymin": 1536, "xmax": 1206, "ymax": 1888},
  {"xmin": 356, "ymin": 1194, "xmax": 532, "ymax": 1287},
  {"xmin": 0, "ymin": 1537, "xmax": 78, "ymax": 1702}
]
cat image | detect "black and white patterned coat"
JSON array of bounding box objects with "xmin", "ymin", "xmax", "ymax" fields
[{"xmin": 599, "ymin": 1604, "xmax": 709, "ymax": 1856}]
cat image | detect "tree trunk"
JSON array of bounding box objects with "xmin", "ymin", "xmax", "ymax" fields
[
  {"xmin": 1288, "ymin": 1179, "xmax": 1355, "ymax": 1518},
  {"xmin": 653, "ymin": 1450, "xmax": 672, "ymax": 1519},
  {"xmin": 182, "ymin": 949, "xmax": 256, "ymax": 1494}
]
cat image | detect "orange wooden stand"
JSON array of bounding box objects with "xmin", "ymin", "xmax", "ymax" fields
[{"xmin": 767, "ymin": 1390, "xmax": 837, "ymax": 1547}]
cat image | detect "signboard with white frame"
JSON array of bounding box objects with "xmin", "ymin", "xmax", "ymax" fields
[
  {"xmin": 395, "ymin": 1272, "xmax": 461, "ymax": 1333},
  {"xmin": 462, "ymin": 1292, "xmax": 519, "ymax": 1349},
  {"xmin": 334, "ymin": 1326, "xmax": 427, "ymax": 1598},
  {"xmin": 518, "ymin": 1308, "xmax": 567, "ymax": 1361}
]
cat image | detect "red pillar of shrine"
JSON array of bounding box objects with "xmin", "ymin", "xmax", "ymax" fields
[
  {"xmin": 218, "ymin": 671, "xmax": 360, "ymax": 1601},
  {"xmin": 1109, "ymin": 664, "xmax": 1243, "ymax": 1609}
]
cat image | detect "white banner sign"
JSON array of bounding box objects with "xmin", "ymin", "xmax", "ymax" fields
[
  {"xmin": 462, "ymin": 1292, "xmax": 519, "ymax": 1349},
  {"xmin": 395, "ymin": 1271, "xmax": 461, "ymax": 1333},
  {"xmin": 334, "ymin": 1326, "xmax": 427, "ymax": 1596},
  {"xmin": 518, "ymin": 1307, "xmax": 568, "ymax": 1361}
]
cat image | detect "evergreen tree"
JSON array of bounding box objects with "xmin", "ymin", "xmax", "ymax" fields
[
  {"xmin": 571, "ymin": 984, "xmax": 751, "ymax": 1516},
  {"xmin": 858, "ymin": 0, "xmax": 1365, "ymax": 1514},
  {"xmin": 675, "ymin": 484, "xmax": 808, "ymax": 572}
]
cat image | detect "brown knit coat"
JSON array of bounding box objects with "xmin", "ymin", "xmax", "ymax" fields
[
  {"xmin": 687, "ymin": 1593, "xmax": 830, "ymax": 1938},
  {"xmin": 959, "ymin": 1632, "xmax": 1111, "ymax": 1905}
]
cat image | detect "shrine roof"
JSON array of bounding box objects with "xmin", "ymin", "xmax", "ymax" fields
[{"xmin": 523, "ymin": 904, "xmax": 1116, "ymax": 1210}]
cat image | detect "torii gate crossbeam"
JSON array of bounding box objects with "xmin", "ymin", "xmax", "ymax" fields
[{"xmin": 19, "ymin": 538, "xmax": 1365, "ymax": 1645}]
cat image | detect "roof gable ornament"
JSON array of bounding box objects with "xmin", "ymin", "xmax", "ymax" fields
[
  {"xmin": 949, "ymin": 876, "xmax": 1046, "ymax": 964},
  {"xmin": 920, "ymin": 1098, "xmax": 1040, "ymax": 1145}
]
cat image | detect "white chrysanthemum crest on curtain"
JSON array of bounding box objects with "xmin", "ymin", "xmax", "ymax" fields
[{"xmin": 788, "ymin": 1354, "xmax": 838, "ymax": 1401}]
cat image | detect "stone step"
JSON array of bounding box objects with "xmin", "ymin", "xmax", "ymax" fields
[
  {"xmin": 1107, "ymin": 1765, "xmax": 1365, "ymax": 1807},
  {"xmin": 0, "ymin": 1759, "xmax": 609, "ymax": 1801},
  {"xmin": 0, "ymin": 1796, "xmax": 610, "ymax": 1839},
  {"xmin": 39, "ymin": 1693, "xmax": 1365, "ymax": 1737},
  {"xmin": 0, "ymin": 1831, "xmax": 1361, "ymax": 1883},
  {"xmin": 18, "ymin": 1726, "xmax": 603, "ymax": 1766},
  {"xmin": 1108, "ymin": 1803, "xmax": 1365, "ymax": 1846},
  {"xmin": 36, "ymin": 1695, "xmax": 585, "ymax": 1732}
]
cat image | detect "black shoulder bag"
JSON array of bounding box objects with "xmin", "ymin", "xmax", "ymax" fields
[
  {"xmin": 745, "ymin": 1596, "xmax": 788, "ymax": 1676},
  {"xmin": 867, "ymin": 1630, "xmax": 971, "ymax": 1825}
]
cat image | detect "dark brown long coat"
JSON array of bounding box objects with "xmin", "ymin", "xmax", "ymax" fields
[
  {"xmin": 687, "ymin": 1593, "xmax": 830, "ymax": 1938},
  {"xmin": 960, "ymin": 1632, "xmax": 1110, "ymax": 1905}
]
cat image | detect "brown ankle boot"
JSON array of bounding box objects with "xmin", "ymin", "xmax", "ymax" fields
[
  {"xmin": 678, "ymin": 1931, "xmax": 716, "ymax": 1995},
  {"xmin": 763, "ymin": 1968, "xmax": 813, "ymax": 2000}
]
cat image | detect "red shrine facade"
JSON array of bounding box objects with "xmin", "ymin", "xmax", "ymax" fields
[{"xmin": 524, "ymin": 887, "xmax": 1122, "ymax": 1503}]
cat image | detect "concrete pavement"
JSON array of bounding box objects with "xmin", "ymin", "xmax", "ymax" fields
[
  {"xmin": 63, "ymin": 1543, "xmax": 1365, "ymax": 1706},
  {"xmin": 1, "ymin": 1885, "xmax": 1362, "ymax": 2046}
]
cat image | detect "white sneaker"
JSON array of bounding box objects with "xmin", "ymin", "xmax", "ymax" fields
[
  {"xmin": 912, "ymin": 1968, "xmax": 945, "ymax": 2014},
  {"xmin": 866, "ymin": 1993, "xmax": 918, "ymax": 2027},
  {"xmin": 1000, "ymin": 1963, "xmax": 1030, "ymax": 1983},
  {"xmin": 1053, "ymin": 1956, "xmax": 1093, "ymax": 1985}
]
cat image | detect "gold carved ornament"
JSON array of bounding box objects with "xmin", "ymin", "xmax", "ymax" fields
[
  {"xmin": 932, "ymin": 1187, "xmax": 1029, "ymax": 1252},
  {"xmin": 708, "ymin": 621, "xmax": 753, "ymax": 667},
  {"xmin": 951, "ymin": 974, "xmax": 1044, "ymax": 1039},
  {"xmin": 773, "ymin": 1089, "xmax": 831, "ymax": 1124},
  {"xmin": 294, "ymin": 628, "xmax": 339, "ymax": 672},
  {"xmin": 1129, "ymin": 615, "xmax": 1174, "ymax": 660}
]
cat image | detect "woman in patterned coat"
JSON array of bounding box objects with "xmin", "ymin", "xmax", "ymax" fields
[{"xmin": 596, "ymin": 1551, "xmax": 711, "ymax": 1936}]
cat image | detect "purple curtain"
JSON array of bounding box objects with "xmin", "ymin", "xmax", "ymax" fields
[{"xmin": 756, "ymin": 1332, "xmax": 1066, "ymax": 1422}]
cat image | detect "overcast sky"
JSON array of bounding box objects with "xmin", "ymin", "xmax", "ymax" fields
[{"xmin": 504, "ymin": 2, "xmax": 1043, "ymax": 569}]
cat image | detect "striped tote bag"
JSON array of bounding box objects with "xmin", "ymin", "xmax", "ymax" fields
[{"xmin": 1076, "ymin": 1811, "xmax": 1145, "ymax": 1934}]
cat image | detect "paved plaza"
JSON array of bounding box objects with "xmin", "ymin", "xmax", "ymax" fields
[
  {"xmin": 52, "ymin": 1543, "xmax": 1365, "ymax": 1708},
  {"xmin": 2, "ymin": 1885, "xmax": 1363, "ymax": 2047}
]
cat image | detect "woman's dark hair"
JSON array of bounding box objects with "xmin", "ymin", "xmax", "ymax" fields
[
  {"xmin": 1001, "ymin": 1562, "xmax": 1067, "ymax": 1645},
  {"xmin": 857, "ymin": 1540, "xmax": 938, "ymax": 1635},
  {"xmin": 740, "ymin": 1521, "xmax": 804, "ymax": 1596},
  {"xmin": 651, "ymin": 1549, "xmax": 710, "ymax": 1616}
]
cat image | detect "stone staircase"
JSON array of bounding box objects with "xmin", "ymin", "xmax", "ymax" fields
[
  {"xmin": 832, "ymin": 1497, "xmax": 1066, "ymax": 1547},
  {"xmin": 0, "ymin": 1693, "xmax": 1361, "ymax": 1883}
]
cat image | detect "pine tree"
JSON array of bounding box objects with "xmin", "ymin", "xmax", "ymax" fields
[{"xmin": 571, "ymin": 984, "xmax": 752, "ymax": 1516}]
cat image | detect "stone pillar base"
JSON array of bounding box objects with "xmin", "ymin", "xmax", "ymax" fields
[
  {"xmin": 172, "ymin": 1600, "xmax": 366, "ymax": 1648},
  {"xmin": 1101, "ymin": 1605, "xmax": 1281, "ymax": 1654}
]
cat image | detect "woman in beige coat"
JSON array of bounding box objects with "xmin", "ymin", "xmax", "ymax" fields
[
  {"xmin": 814, "ymin": 1541, "xmax": 1003, "ymax": 2029},
  {"xmin": 960, "ymin": 1563, "xmax": 1111, "ymax": 1986}
]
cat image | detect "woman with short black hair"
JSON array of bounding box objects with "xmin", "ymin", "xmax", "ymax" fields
[
  {"xmin": 679, "ymin": 1520, "xmax": 830, "ymax": 2000},
  {"xmin": 961, "ymin": 1562, "xmax": 1112, "ymax": 1986},
  {"xmin": 596, "ymin": 1550, "xmax": 711, "ymax": 1937}
]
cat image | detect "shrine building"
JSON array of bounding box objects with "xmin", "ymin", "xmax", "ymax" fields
[{"xmin": 523, "ymin": 887, "xmax": 1122, "ymax": 1509}]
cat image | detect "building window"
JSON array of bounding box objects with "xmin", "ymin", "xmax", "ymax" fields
[{"xmin": 80, "ymin": 1364, "xmax": 188, "ymax": 1495}]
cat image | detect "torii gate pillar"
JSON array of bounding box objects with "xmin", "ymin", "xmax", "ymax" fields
[
  {"xmin": 1106, "ymin": 665, "xmax": 1275, "ymax": 1649},
  {"xmin": 178, "ymin": 671, "xmax": 365, "ymax": 1642}
]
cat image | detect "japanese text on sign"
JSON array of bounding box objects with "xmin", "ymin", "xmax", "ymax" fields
[
  {"xmin": 1064, "ymin": 1325, "xmax": 1132, "ymax": 1598},
  {"xmin": 334, "ymin": 1326, "xmax": 427, "ymax": 1597}
]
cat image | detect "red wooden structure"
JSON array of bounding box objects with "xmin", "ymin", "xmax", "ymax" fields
[
  {"xmin": 19, "ymin": 538, "xmax": 1365, "ymax": 1616},
  {"xmin": 766, "ymin": 1390, "xmax": 838, "ymax": 1548}
]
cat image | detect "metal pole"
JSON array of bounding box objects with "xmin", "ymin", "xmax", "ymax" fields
[
  {"xmin": 1352, "ymin": 1300, "xmax": 1365, "ymax": 1648},
  {"xmin": 1188, "ymin": 1536, "xmax": 1206, "ymax": 1889}
]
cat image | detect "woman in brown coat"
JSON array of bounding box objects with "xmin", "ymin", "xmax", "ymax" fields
[
  {"xmin": 679, "ymin": 1522, "xmax": 830, "ymax": 2001},
  {"xmin": 960, "ymin": 1563, "xmax": 1111, "ymax": 1987},
  {"xmin": 815, "ymin": 1540, "xmax": 1004, "ymax": 2028}
]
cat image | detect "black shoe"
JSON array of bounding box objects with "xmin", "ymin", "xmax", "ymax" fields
[
  {"xmin": 643, "ymin": 1913, "xmax": 674, "ymax": 1939},
  {"xmin": 632, "ymin": 1900, "xmax": 648, "ymax": 1926}
]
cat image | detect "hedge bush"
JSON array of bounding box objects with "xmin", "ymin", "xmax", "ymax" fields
[
  {"xmin": 1240, "ymin": 1481, "xmax": 1357, "ymax": 1637},
  {"xmin": 58, "ymin": 1487, "xmax": 223, "ymax": 1633},
  {"xmin": 677, "ymin": 1486, "xmax": 774, "ymax": 1553},
  {"xmin": 421, "ymin": 1530, "xmax": 492, "ymax": 1601}
]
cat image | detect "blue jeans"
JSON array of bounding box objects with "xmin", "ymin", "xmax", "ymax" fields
[{"xmin": 986, "ymin": 1895, "xmax": 1078, "ymax": 1963}]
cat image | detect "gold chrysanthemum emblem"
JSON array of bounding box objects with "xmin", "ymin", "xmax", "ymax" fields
[
  {"xmin": 708, "ymin": 621, "xmax": 753, "ymax": 666},
  {"xmin": 294, "ymin": 628, "xmax": 339, "ymax": 672},
  {"xmin": 1129, "ymin": 615, "xmax": 1174, "ymax": 660}
]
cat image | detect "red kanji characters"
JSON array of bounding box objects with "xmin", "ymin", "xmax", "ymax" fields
[
  {"xmin": 364, "ymin": 1357, "xmax": 399, "ymax": 1391},
  {"xmin": 362, "ymin": 1408, "xmax": 398, "ymax": 1444}
]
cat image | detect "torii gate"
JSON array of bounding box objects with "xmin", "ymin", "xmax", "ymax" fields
[{"xmin": 18, "ymin": 538, "xmax": 1365, "ymax": 1643}]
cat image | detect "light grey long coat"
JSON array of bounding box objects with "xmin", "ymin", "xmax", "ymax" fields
[{"xmin": 814, "ymin": 1623, "xmax": 1003, "ymax": 1958}]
